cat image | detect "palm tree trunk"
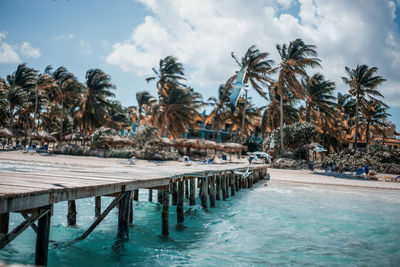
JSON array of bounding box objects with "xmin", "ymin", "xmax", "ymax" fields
[
  {"xmin": 59, "ymin": 97, "xmax": 64, "ymax": 142},
  {"xmin": 9, "ymin": 106, "xmax": 14, "ymax": 130},
  {"xmin": 305, "ymin": 102, "xmax": 310, "ymax": 122},
  {"xmin": 354, "ymin": 101, "xmax": 359, "ymax": 152},
  {"xmin": 279, "ymin": 94, "xmax": 284, "ymax": 158},
  {"xmin": 29, "ymin": 87, "xmax": 39, "ymax": 147},
  {"xmin": 239, "ymin": 90, "xmax": 248, "ymax": 144}
]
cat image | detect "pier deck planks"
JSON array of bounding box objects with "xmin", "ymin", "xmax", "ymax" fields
[{"xmin": 0, "ymin": 159, "xmax": 267, "ymax": 214}]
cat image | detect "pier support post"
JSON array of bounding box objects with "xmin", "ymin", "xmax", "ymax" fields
[
  {"xmin": 171, "ymin": 182, "xmax": 177, "ymax": 206},
  {"xmin": 161, "ymin": 189, "xmax": 170, "ymax": 236},
  {"xmin": 230, "ymin": 173, "xmax": 235, "ymax": 196},
  {"xmin": 117, "ymin": 191, "xmax": 131, "ymax": 241},
  {"xmin": 225, "ymin": 174, "xmax": 230, "ymax": 197},
  {"xmin": 177, "ymin": 181, "xmax": 184, "ymax": 225},
  {"xmin": 185, "ymin": 180, "xmax": 189, "ymax": 199},
  {"xmin": 235, "ymin": 174, "xmax": 240, "ymax": 191},
  {"xmin": 95, "ymin": 197, "xmax": 101, "ymax": 218},
  {"xmin": 209, "ymin": 175, "xmax": 216, "ymax": 207},
  {"xmin": 35, "ymin": 205, "xmax": 51, "ymax": 267},
  {"xmin": 189, "ymin": 178, "xmax": 196, "ymax": 206},
  {"xmin": 129, "ymin": 197, "xmax": 134, "ymax": 224},
  {"xmin": 67, "ymin": 200, "xmax": 77, "ymax": 226},
  {"xmin": 148, "ymin": 189, "xmax": 153, "ymax": 202},
  {"xmin": 133, "ymin": 189, "xmax": 139, "ymax": 201},
  {"xmin": 157, "ymin": 190, "xmax": 162, "ymax": 204},
  {"xmin": 201, "ymin": 177, "xmax": 208, "ymax": 209},
  {"xmin": 0, "ymin": 213, "xmax": 9, "ymax": 234},
  {"xmin": 216, "ymin": 175, "xmax": 221, "ymax": 200},
  {"xmin": 221, "ymin": 174, "xmax": 227, "ymax": 200},
  {"xmin": 198, "ymin": 178, "xmax": 203, "ymax": 199}
]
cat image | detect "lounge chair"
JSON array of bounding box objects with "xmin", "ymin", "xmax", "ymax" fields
[
  {"xmin": 183, "ymin": 156, "xmax": 191, "ymax": 166},
  {"xmin": 356, "ymin": 168, "xmax": 364, "ymax": 177}
]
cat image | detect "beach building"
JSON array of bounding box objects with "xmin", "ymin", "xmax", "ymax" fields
[{"xmin": 347, "ymin": 122, "xmax": 400, "ymax": 151}]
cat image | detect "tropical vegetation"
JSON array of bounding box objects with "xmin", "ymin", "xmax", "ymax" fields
[{"xmin": 0, "ymin": 38, "xmax": 393, "ymax": 164}]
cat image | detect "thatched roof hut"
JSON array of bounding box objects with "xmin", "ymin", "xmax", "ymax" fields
[
  {"xmin": 0, "ymin": 128, "xmax": 13, "ymax": 138},
  {"xmin": 31, "ymin": 131, "xmax": 57, "ymax": 142}
]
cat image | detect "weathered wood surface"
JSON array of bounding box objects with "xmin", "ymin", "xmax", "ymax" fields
[{"xmin": 0, "ymin": 159, "xmax": 267, "ymax": 214}]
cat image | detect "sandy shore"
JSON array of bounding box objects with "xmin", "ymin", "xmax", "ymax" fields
[
  {"xmin": 1, "ymin": 150, "xmax": 399, "ymax": 190},
  {"xmin": 268, "ymin": 168, "xmax": 400, "ymax": 190}
]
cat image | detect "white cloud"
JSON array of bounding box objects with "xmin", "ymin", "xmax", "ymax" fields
[
  {"xmin": 0, "ymin": 32, "xmax": 21, "ymax": 63},
  {"xmin": 55, "ymin": 34, "xmax": 75, "ymax": 40},
  {"xmin": 79, "ymin": 40, "xmax": 92, "ymax": 55},
  {"xmin": 107, "ymin": 0, "xmax": 400, "ymax": 106},
  {"xmin": 19, "ymin": 42, "xmax": 41, "ymax": 58}
]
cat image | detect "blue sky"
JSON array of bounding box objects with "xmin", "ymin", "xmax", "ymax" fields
[{"xmin": 1, "ymin": 0, "xmax": 400, "ymax": 130}]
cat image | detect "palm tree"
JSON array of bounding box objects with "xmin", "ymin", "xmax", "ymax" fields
[
  {"xmin": 146, "ymin": 56, "xmax": 186, "ymax": 99},
  {"xmin": 5, "ymin": 64, "xmax": 37, "ymax": 131},
  {"xmin": 276, "ymin": 39, "xmax": 321, "ymax": 157},
  {"xmin": 342, "ymin": 64, "xmax": 386, "ymax": 152},
  {"xmin": 150, "ymin": 87, "xmax": 202, "ymax": 138},
  {"xmin": 205, "ymin": 84, "xmax": 231, "ymax": 139},
  {"xmin": 29, "ymin": 72, "xmax": 55, "ymax": 146},
  {"xmin": 136, "ymin": 90, "xmax": 156, "ymax": 123},
  {"xmin": 230, "ymin": 45, "xmax": 275, "ymax": 141},
  {"xmin": 0, "ymin": 78, "xmax": 9, "ymax": 127},
  {"xmin": 80, "ymin": 68, "xmax": 116, "ymax": 136},
  {"xmin": 46, "ymin": 66, "xmax": 82, "ymax": 141},
  {"xmin": 362, "ymin": 99, "xmax": 390, "ymax": 146},
  {"xmin": 303, "ymin": 73, "xmax": 336, "ymax": 123},
  {"xmin": 261, "ymin": 85, "xmax": 298, "ymax": 135}
]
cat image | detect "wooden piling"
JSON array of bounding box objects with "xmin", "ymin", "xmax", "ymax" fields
[
  {"xmin": 35, "ymin": 205, "xmax": 51, "ymax": 267},
  {"xmin": 216, "ymin": 175, "xmax": 221, "ymax": 200},
  {"xmin": 157, "ymin": 190, "xmax": 162, "ymax": 204},
  {"xmin": 185, "ymin": 180, "xmax": 189, "ymax": 199},
  {"xmin": 226, "ymin": 173, "xmax": 230, "ymax": 197},
  {"xmin": 148, "ymin": 189, "xmax": 153, "ymax": 202},
  {"xmin": 161, "ymin": 189, "xmax": 170, "ymax": 236},
  {"xmin": 189, "ymin": 178, "xmax": 196, "ymax": 206},
  {"xmin": 209, "ymin": 175, "xmax": 216, "ymax": 207},
  {"xmin": 230, "ymin": 173, "xmax": 235, "ymax": 196},
  {"xmin": 95, "ymin": 196, "xmax": 101, "ymax": 218},
  {"xmin": 177, "ymin": 181, "xmax": 184, "ymax": 225},
  {"xmin": 221, "ymin": 174, "xmax": 227, "ymax": 200},
  {"xmin": 67, "ymin": 200, "xmax": 77, "ymax": 226},
  {"xmin": 172, "ymin": 182, "xmax": 177, "ymax": 206},
  {"xmin": 198, "ymin": 178, "xmax": 203, "ymax": 199},
  {"xmin": 129, "ymin": 198, "xmax": 133, "ymax": 224},
  {"xmin": 0, "ymin": 213, "xmax": 9, "ymax": 234},
  {"xmin": 201, "ymin": 177, "xmax": 208, "ymax": 209},
  {"xmin": 117, "ymin": 191, "xmax": 131, "ymax": 241},
  {"xmin": 133, "ymin": 189, "xmax": 139, "ymax": 201}
]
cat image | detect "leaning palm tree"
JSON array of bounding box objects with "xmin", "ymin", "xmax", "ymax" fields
[
  {"xmin": 342, "ymin": 64, "xmax": 386, "ymax": 152},
  {"xmin": 205, "ymin": 84, "xmax": 231, "ymax": 139},
  {"xmin": 136, "ymin": 90, "xmax": 156, "ymax": 123},
  {"xmin": 276, "ymin": 39, "xmax": 321, "ymax": 157},
  {"xmin": 6, "ymin": 64, "xmax": 37, "ymax": 131},
  {"xmin": 230, "ymin": 45, "xmax": 275, "ymax": 141},
  {"xmin": 303, "ymin": 73, "xmax": 337, "ymax": 123},
  {"xmin": 0, "ymin": 78, "xmax": 9, "ymax": 127},
  {"xmin": 261, "ymin": 85, "xmax": 298, "ymax": 135},
  {"xmin": 146, "ymin": 56, "xmax": 186, "ymax": 99},
  {"xmin": 46, "ymin": 66, "xmax": 82, "ymax": 141},
  {"xmin": 80, "ymin": 68, "xmax": 116, "ymax": 136},
  {"xmin": 362, "ymin": 99, "xmax": 390, "ymax": 147},
  {"xmin": 150, "ymin": 87, "xmax": 202, "ymax": 139}
]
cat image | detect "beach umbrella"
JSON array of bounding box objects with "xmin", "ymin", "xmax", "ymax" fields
[
  {"xmin": 0, "ymin": 128, "xmax": 13, "ymax": 138},
  {"xmin": 31, "ymin": 131, "xmax": 57, "ymax": 142},
  {"xmin": 12, "ymin": 129, "xmax": 25, "ymax": 138}
]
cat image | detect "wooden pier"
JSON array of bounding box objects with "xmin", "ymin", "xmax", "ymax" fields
[{"xmin": 0, "ymin": 158, "xmax": 267, "ymax": 266}]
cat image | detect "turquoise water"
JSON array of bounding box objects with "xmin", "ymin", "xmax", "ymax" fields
[{"xmin": 1, "ymin": 181, "xmax": 400, "ymax": 266}]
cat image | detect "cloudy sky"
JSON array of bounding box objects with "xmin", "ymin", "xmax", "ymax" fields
[{"xmin": 1, "ymin": 0, "xmax": 400, "ymax": 127}]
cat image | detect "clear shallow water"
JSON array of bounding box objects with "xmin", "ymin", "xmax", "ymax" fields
[{"xmin": 1, "ymin": 181, "xmax": 400, "ymax": 266}]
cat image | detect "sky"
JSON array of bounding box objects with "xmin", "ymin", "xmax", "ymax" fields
[{"xmin": 1, "ymin": 0, "xmax": 400, "ymax": 130}]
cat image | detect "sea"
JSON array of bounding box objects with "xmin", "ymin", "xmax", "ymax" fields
[{"xmin": 1, "ymin": 175, "xmax": 400, "ymax": 266}]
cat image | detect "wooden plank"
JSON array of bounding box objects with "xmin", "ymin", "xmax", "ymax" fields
[
  {"xmin": 161, "ymin": 189, "xmax": 169, "ymax": 236},
  {"xmin": 117, "ymin": 191, "xmax": 131, "ymax": 241},
  {"xmin": 189, "ymin": 178, "xmax": 196, "ymax": 206}
]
